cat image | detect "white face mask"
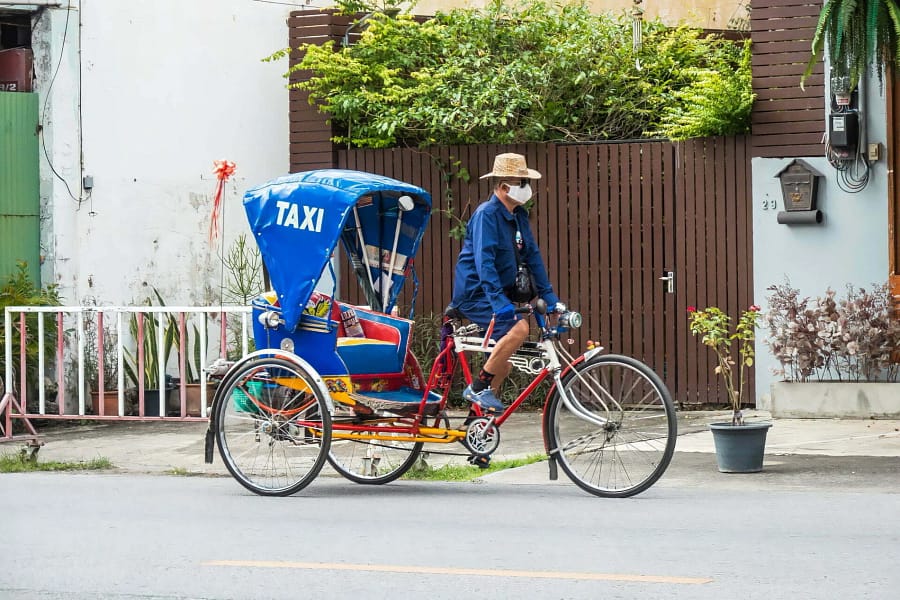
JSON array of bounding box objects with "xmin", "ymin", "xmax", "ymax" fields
[{"xmin": 505, "ymin": 182, "xmax": 533, "ymax": 205}]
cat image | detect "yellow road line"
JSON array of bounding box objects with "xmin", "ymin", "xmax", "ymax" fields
[{"xmin": 202, "ymin": 560, "xmax": 711, "ymax": 585}]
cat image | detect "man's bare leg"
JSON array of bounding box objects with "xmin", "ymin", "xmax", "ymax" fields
[{"xmin": 483, "ymin": 319, "xmax": 529, "ymax": 393}]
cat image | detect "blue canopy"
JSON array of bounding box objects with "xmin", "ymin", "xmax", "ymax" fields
[{"xmin": 243, "ymin": 169, "xmax": 432, "ymax": 331}]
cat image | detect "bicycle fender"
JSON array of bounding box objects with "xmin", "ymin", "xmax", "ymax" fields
[
  {"xmin": 222, "ymin": 348, "xmax": 336, "ymax": 414},
  {"xmin": 540, "ymin": 353, "xmax": 587, "ymax": 431},
  {"xmin": 204, "ymin": 427, "xmax": 215, "ymax": 464},
  {"xmin": 540, "ymin": 346, "xmax": 605, "ymax": 479},
  {"xmin": 540, "ymin": 402, "xmax": 559, "ymax": 480}
]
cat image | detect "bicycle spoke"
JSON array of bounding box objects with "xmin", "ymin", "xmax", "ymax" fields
[
  {"xmin": 327, "ymin": 417, "xmax": 422, "ymax": 484},
  {"xmin": 549, "ymin": 355, "xmax": 675, "ymax": 498},
  {"xmin": 215, "ymin": 358, "xmax": 331, "ymax": 496}
]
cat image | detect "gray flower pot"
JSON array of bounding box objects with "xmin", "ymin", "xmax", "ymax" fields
[{"xmin": 709, "ymin": 422, "xmax": 773, "ymax": 473}]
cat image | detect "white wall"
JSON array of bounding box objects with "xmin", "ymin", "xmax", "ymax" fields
[
  {"xmin": 753, "ymin": 79, "xmax": 890, "ymax": 404},
  {"xmin": 36, "ymin": 0, "xmax": 321, "ymax": 307}
]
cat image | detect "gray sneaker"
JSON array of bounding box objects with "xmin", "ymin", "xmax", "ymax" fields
[{"xmin": 462, "ymin": 385, "xmax": 505, "ymax": 413}]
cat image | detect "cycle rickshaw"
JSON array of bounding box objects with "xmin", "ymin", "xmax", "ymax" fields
[{"xmin": 204, "ymin": 169, "xmax": 676, "ymax": 498}]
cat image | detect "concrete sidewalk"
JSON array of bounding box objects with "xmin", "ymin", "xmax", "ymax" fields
[{"xmin": 13, "ymin": 410, "xmax": 900, "ymax": 483}]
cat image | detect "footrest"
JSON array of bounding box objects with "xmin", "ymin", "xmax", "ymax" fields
[{"xmin": 349, "ymin": 387, "xmax": 443, "ymax": 415}]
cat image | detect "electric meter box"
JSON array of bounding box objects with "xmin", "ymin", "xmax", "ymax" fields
[{"xmin": 829, "ymin": 112, "xmax": 859, "ymax": 149}]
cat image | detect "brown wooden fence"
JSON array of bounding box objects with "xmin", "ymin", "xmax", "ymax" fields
[
  {"xmin": 288, "ymin": 10, "xmax": 756, "ymax": 406},
  {"xmin": 336, "ymin": 138, "xmax": 754, "ymax": 406},
  {"xmin": 750, "ymin": 0, "xmax": 826, "ymax": 157}
]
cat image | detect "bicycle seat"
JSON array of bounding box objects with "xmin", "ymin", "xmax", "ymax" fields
[{"xmin": 444, "ymin": 305, "xmax": 464, "ymax": 320}]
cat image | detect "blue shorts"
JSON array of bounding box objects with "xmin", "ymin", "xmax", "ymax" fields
[{"xmin": 455, "ymin": 300, "xmax": 518, "ymax": 340}]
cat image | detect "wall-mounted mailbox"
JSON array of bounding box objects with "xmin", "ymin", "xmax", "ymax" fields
[{"xmin": 774, "ymin": 159, "xmax": 823, "ymax": 224}]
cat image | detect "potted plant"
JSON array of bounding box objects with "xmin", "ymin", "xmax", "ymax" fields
[
  {"xmin": 804, "ymin": 0, "xmax": 900, "ymax": 92},
  {"xmin": 763, "ymin": 281, "xmax": 900, "ymax": 418},
  {"xmin": 688, "ymin": 304, "xmax": 772, "ymax": 473},
  {"xmin": 86, "ymin": 318, "xmax": 123, "ymax": 416},
  {"xmin": 170, "ymin": 320, "xmax": 215, "ymax": 417},
  {"xmin": 123, "ymin": 290, "xmax": 177, "ymax": 417}
]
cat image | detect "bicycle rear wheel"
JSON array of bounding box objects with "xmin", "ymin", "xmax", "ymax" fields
[
  {"xmin": 327, "ymin": 421, "xmax": 423, "ymax": 484},
  {"xmin": 214, "ymin": 357, "xmax": 332, "ymax": 496},
  {"xmin": 545, "ymin": 354, "xmax": 676, "ymax": 498}
]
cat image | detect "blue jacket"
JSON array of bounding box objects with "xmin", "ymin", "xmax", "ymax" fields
[{"xmin": 451, "ymin": 195, "xmax": 559, "ymax": 313}]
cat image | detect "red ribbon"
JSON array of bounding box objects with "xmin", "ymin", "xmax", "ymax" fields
[{"xmin": 209, "ymin": 159, "xmax": 236, "ymax": 242}]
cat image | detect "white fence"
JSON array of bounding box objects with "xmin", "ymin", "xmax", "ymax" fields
[{"xmin": 2, "ymin": 305, "xmax": 252, "ymax": 421}]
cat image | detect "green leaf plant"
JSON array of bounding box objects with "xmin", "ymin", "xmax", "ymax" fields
[
  {"xmin": 687, "ymin": 305, "xmax": 761, "ymax": 426},
  {"xmin": 273, "ymin": 0, "xmax": 752, "ymax": 148},
  {"xmin": 122, "ymin": 289, "xmax": 177, "ymax": 391},
  {"xmin": 804, "ymin": 0, "xmax": 900, "ymax": 92},
  {"xmin": 651, "ymin": 39, "xmax": 754, "ymax": 140},
  {"xmin": 0, "ymin": 262, "xmax": 61, "ymax": 398}
]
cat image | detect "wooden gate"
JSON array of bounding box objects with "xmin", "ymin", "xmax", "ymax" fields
[{"xmin": 336, "ymin": 137, "xmax": 753, "ymax": 406}]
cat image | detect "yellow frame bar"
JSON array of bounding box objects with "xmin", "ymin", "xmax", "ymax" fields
[{"xmin": 330, "ymin": 426, "xmax": 467, "ymax": 445}]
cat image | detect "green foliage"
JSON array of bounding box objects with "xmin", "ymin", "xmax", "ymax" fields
[
  {"xmin": 805, "ymin": 0, "xmax": 900, "ymax": 92},
  {"xmin": 432, "ymin": 156, "xmax": 472, "ymax": 241},
  {"xmin": 175, "ymin": 322, "xmax": 204, "ymax": 384},
  {"xmin": 688, "ymin": 304, "xmax": 760, "ymax": 425},
  {"xmin": 652, "ymin": 40, "xmax": 754, "ymax": 140},
  {"xmin": 220, "ymin": 234, "xmax": 263, "ymax": 361},
  {"xmin": 223, "ymin": 233, "xmax": 264, "ymax": 306},
  {"xmin": 332, "ymin": 0, "xmax": 408, "ymax": 16},
  {"xmin": 409, "ymin": 312, "xmax": 444, "ymax": 371},
  {"xmin": 82, "ymin": 314, "xmax": 119, "ymax": 392},
  {"xmin": 123, "ymin": 289, "xmax": 178, "ymax": 390},
  {"xmin": 281, "ymin": 0, "xmax": 751, "ymax": 147},
  {"xmin": 0, "ymin": 262, "xmax": 61, "ymax": 397},
  {"xmin": 402, "ymin": 453, "xmax": 546, "ymax": 480},
  {"xmin": 0, "ymin": 451, "xmax": 111, "ymax": 473}
]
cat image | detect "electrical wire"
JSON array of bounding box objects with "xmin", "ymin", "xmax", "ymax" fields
[
  {"xmin": 36, "ymin": 3, "xmax": 86, "ymax": 206},
  {"xmin": 826, "ymin": 138, "xmax": 870, "ymax": 193},
  {"xmin": 825, "ymin": 104, "xmax": 870, "ymax": 194}
]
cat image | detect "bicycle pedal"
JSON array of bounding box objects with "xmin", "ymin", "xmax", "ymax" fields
[{"xmin": 467, "ymin": 455, "xmax": 491, "ymax": 469}]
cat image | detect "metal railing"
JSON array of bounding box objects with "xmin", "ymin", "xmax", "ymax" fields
[{"xmin": 2, "ymin": 305, "xmax": 252, "ymax": 422}]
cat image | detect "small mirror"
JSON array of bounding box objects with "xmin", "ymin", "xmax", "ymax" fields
[{"xmin": 398, "ymin": 195, "xmax": 414, "ymax": 211}]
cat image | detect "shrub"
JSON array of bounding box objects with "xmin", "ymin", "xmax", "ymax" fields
[
  {"xmin": 0, "ymin": 262, "xmax": 61, "ymax": 398},
  {"xmin": 651, "ymin": 39, "xmax": 754, "ymax": 140},
  {"xmin": 276, "ymin": 0, "xmax": 751, "ymax": 147},
  {"xmin": 764, "ymin": 281, "xmax": 900, "ymax": 382}
]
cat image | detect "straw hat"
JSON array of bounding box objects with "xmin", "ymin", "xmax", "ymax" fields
[{"xmin": 479, "ymin": 153, "xmax": 542, "ymax": 180}]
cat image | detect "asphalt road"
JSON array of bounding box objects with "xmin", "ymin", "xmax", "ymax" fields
[{"xmin": 3, "ymin": 470, "xmax": 899, "ymax": 599}]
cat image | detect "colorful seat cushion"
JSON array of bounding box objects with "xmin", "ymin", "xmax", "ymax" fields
[
  {"xmin": 335, "ymin": 338, "xmax": 402, "ymax": 374},
  {"xmin": 333, "ymin": 302, "xmax": 412, "ymax": 375}
]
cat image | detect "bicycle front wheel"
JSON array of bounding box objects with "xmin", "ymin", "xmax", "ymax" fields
[
  {"xmin": 214, "ymin": 357, "xmax": 332, "ymax": 496},
  {"xmin": 545, "ymin": 354, "xmax": 676, "ymax": 498}
]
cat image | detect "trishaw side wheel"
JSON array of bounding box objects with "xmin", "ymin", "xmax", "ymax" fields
[
  {"xmin": 214, "ymin": 357, "xmax": 332, "ymax": 496},
  {"xmin": 327, "ymin": 430, "xmax": 423, "ymax": 485},
  {"xmin": 546, "ymin": 354, "xmax": 676, "ymax": 498}
]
